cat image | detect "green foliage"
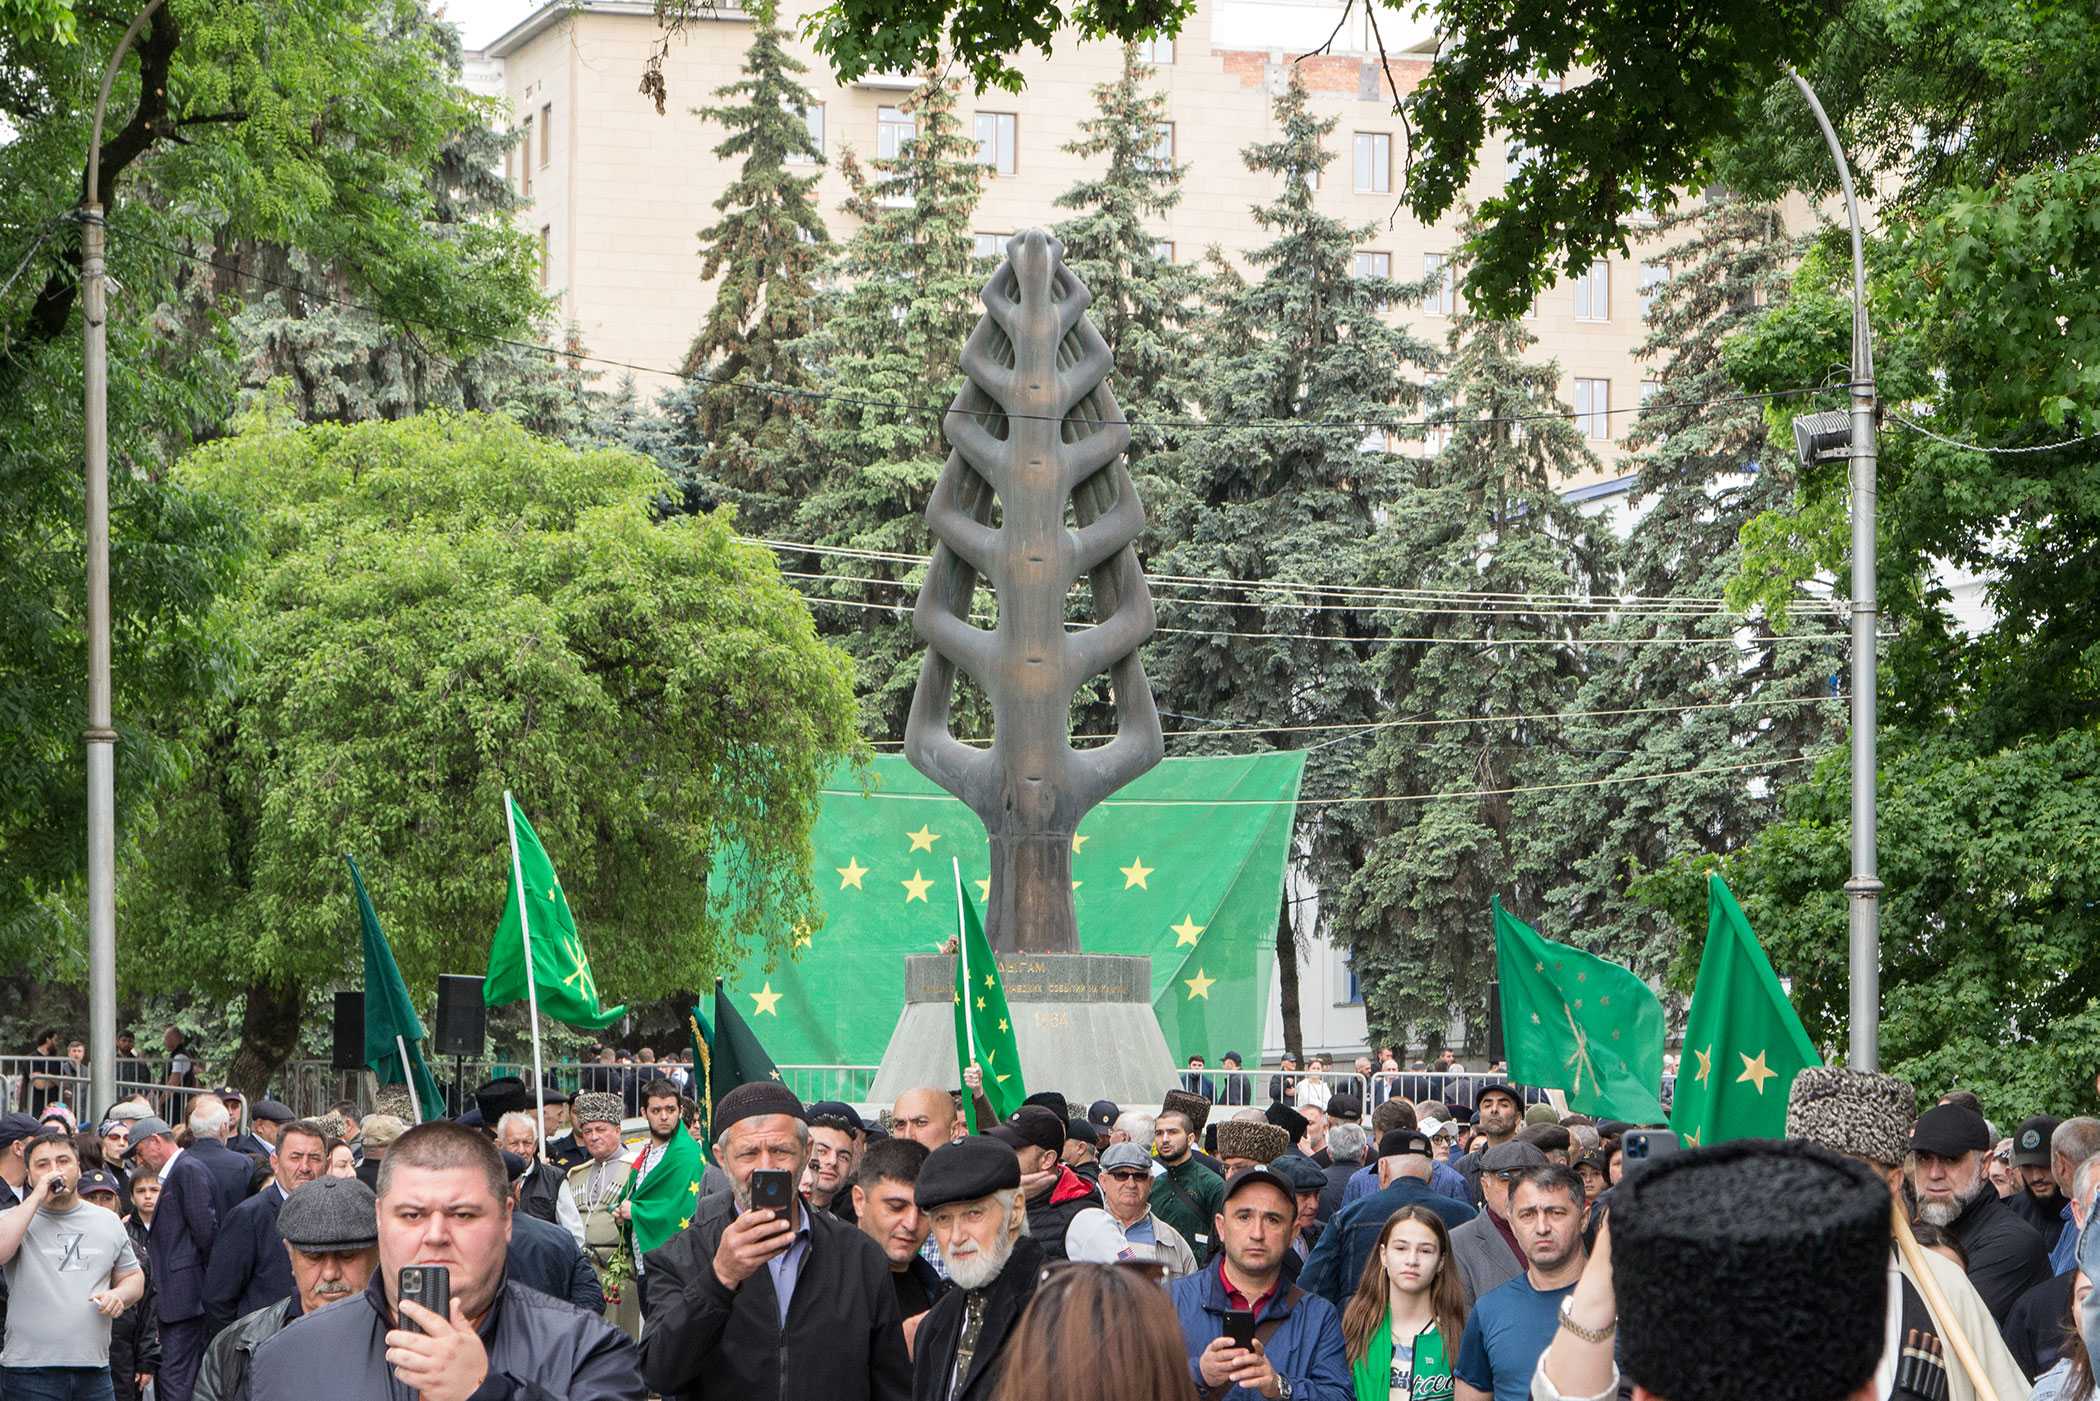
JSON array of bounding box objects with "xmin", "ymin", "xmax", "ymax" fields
[
  {"xmin": 794, "ymin": 72, "xmax": 988, "ymax": 739},
  {"xmin": 126, "ymin": 412, "xmax": 861, "ymax": 1078},
  {"xmin": 1146, "ymin": 71, "xmax": 1436, "ymax": 979},
  {"xmin": 801, "ymin": 0, "xmax": 1193, "ymax": 95},
  {"xmin": 682, "ymin": 0, "xmax": 832, "ymax": 532},
  {"xmin": 1335, "ymin": 280, "xmax": 1607, "ymax": 1047}
]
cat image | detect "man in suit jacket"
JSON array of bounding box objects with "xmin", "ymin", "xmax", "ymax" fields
[
  {"xmin": 201, "ymin": 1117, "xmax": 326, "ymax": 1336},
  {"xmin": 182, "ymin": 1098, "xmax": 260, "ymax": 1218},
  {"xmin": 129, "ymin": 1115, "xmax": 220, "ymax": 1401}
]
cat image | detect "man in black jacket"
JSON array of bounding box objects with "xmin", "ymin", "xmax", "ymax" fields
[
  {"xmin": 247, "ymin": 1121, "xmax": 642, "ymax": 1401},
  {"xmin": 498, "ymin": 1151, "xmax": 603, "ymax": 1313},
  {"xmin": 184, "ymin": 1099, "xmax": 261, "ymax": 1221},
  {"xmin": 203, "ymin": 1117, "xmax": 328, "ymax": 1336},
  {"xmin": 1910, "ymin": 1103, "xmax": 2053, "ymax": 1324},
  {"xmin": 639, "ymin": 1082, "xmax": 909, "ymax": 1401},
  {"xmin": 910, "ymin": 1137, "xmax": 1042, "ymax": 1401},
  {"xmin": 987, "ymin": 1106, "xmax": 1098, "ymax": 1262}
]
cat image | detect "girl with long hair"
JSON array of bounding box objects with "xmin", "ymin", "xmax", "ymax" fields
[
  {"xmin": 1340, "ymin": 1205, "xmax": 1467, "ymax": 1401},
  {"xmin": 989, "ymin": 1263, "xmax": 1197, "ymax": 1401}
]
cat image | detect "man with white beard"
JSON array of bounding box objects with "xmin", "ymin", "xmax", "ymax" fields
[
  {"xmin": 910, "ymin": 1138, "xmax": 1041, "ymax": 1401},
  {"xmin": 1907, "ymin": 1103, "xmax": 2052, "ymax": 1323}
]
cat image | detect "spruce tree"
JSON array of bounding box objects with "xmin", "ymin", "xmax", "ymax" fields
[
  {"xmin": 680, "ymin": 0, "xmax": 830, "ymax": 528},
  {"xmin": 1334, "ymin": 287, "xmax": 1610, "ymax": 1051},
  {"xmin": 794, "ymin": 73, "xmax": 989, "ymax": 738},
  {"xmin": 1528, "ymin": 195, "xmax": 1839, "ymax": 981},
  {"xmin": 1143, "ymin": 71, "xmax": 1436, "ymax": 1044}
]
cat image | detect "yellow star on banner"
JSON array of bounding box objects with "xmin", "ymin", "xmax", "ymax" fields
[
  {"xmin": 750, "ymin": 983, "xmax": 782, "ymax": 1017},
  {"xmin": 975, "ymin": 878, "xmax": 991, "ymax": 902},
  {"xmin": 976, "ymin": 996, "xmax": 987, "ymax": 1010},
  {"xmin": 678, "ymin": 1216, "xmax": 689, "ymax": 1229},
  {"xmin": 1120, "ymin": 857, "xmax": 1154, "ymax": 890},
  {"xmin": 1530, "ymin": 1013, "xmax": 1541, "ymax": 1025},
  {"xmin": 1736, "ymin": 1049, "xmax": 1777, "ymax": 1094},
  {"xmin": 836, "ymin": 857, "xmax": 868, "ymax": 890},
  {"xmin": 952, "ymin": 991, "xmax": 961, "ymax": 1005},
  {"xmin": 793, "ymin": 921, "xmax": 813, "ymax": 950},
  {"xmin": 906, "ymin": 825, "xmax": 940, "ymax": 853},
  {"xmin": 984, "ymin": 973, "xmax": 995, "ymax": 988},
  {"xmin": 1072, "ymin": 880, "xmax": 1083, "ymax": 890},
  {"xmin": 1693, "ymin": 1046, "xmax": 1713, "ymax": 1083},
  {"xmin": 1184, "ymin": 968, "xmax": 1215, "ymax": 1000},
  {"xmin": 1171, "ymin": 915, "xmax": 1205, "ymax": 947},
  {"xmin": 901, "ymin": 869, "xmax": 933, "ymax": 902},
  {"xmin": 997, "ymin": 1019, "xmax": 1009, "ymax": 1033},
  {"xmin": 1684, "ymin": 1129, "xmax": 1700, "ymax": 1147},
  {"xmin": 689, "ymin": 1182, "xmax": 699, "ymax": 1196},
  {"xmin": 1071, "ymin": 833, "xmax": 1090, "ymax": 854}
]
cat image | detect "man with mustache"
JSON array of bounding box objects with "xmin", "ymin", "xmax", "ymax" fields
[
  {"xmin": 1907, "ymin": 1103, "xmax": 2051, "ymax": 1323},
  {"xmin": 194, "ymin": 1175, "xmax": 379, "ymax": 1401},
  {"xmin": 910, "ymin": 1137, "xmax": 1040, "ymax": 1401}
]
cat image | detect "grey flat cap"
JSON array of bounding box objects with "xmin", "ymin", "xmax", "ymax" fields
[
  {"xmin": 125, "ymin": 1117, "xmax": 174, "ymax": 1154},
  {"xmin": 278, "ymin": 1176, "xmax": 379, "ymax": 1251},
  {"xmin": 251, "ymin": 1099, "xmax": 297, "ymax": 1124},
  {"xmin": 1478, "ymin": 1140, "xmax": 1550, "ymax": 1172}
]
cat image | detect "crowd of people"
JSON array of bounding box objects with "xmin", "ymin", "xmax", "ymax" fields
[{"xmin": 3, "ymin": 1040, "xmax": 2094, "ymax": 1401}]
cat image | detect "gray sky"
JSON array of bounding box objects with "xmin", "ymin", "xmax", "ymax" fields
[{"xmin": 437, "ymin": 0, "xmax": 541, "ymax": 49}]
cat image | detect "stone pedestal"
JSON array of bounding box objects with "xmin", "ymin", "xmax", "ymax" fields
[{"xmin": 866, "ymin": 952, "xmax": 1178, "ymax": 1108}]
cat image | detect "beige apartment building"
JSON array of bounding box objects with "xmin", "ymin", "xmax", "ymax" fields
[{"xmin": 478, "ymin": 0, "xmax": 1701, "ymax": 488}]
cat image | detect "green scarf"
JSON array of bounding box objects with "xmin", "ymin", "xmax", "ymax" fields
[{"xmin": 1352, "ymin": 1314, "xmax": 1450, "ymax": 1401}]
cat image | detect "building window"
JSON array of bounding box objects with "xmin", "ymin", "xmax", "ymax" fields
[
  {"xmin": 539, "ymin": 103, "xmax": 551, "ymax": 167},
  {"xmin": 790, "ymin": 103, "xmax": 824, "ymax": 163},
  {"xmin": 1422, "ymin": 251, "xmax": 1454, "ymax": 315},
  {"xmin": 1574, "ymin": 377, "xmax": 1610, "ymax": 438},
  {"xmin": 520, "ymin": 117, "xmax": 533, "ymax": 196},
  {"xmin": 973, "ymin": 232, "xmax": 1005, "ymax": 260},
  {"xmin": 1353, "ymin": 251, "xmax": 1390, "ymax": 279},
  {"xmin": 1352, "ymin": 132, "xmax": 1391, "ymax": 193},
  {"xmin": 1640, "ymin": 379, "xmax": 1662, "ymax": 408},
  {"xmin": 1302, "ymin": 167, "xmax": 1321, "ymax": 192},
  {"xmin": 878, "ymin": 105, "xmax": 915, "ymax": 160},
  {"xmin": 974, "ymin": 112, "xmax": 1017, "ymax": 174},
  {"xmin": 1151, "ymin": 239, "xmax": 1175, "ymax": 262},
  {"xmin": 1147, "ymin": 122, "xmax": 1175, "ymax": 169},
  {"xmin": 1338, "ymin": 949, "xmax": 1363, "ymax": 1006},
  {"xmin": 1138, "ymin": 35, "xmax": 1174, "ymax": 64},
  {"xmin": 1639, "ymin": 261, "xmax": 1667, "ymax": 316},
  {"xmin": 504, "ymin": 142, "xmax": 515, "ymax": 189},
  {"xmin": 1574, "ymin": 260, "xmax": 1610, "ymax": 321},
  {"xmin": 538, "ymin": 225, "xmax": 551, "ymax": 288}
]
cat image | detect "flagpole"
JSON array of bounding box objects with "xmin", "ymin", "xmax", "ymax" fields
[
  {"xmin": 953, "ymin": 859, "xmax": 976, "ymax": 1132},
  {"xmin": 505, "ymin": 790, "xmax": 548, "ymax": 1159},
  {"xmin": 396, "ymin": 1035, "xmax": 423, "ymax": 1123}
]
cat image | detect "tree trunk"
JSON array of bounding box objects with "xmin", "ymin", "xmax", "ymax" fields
[
  {"xmin": 1275, "ymin": 902, "xmax": 1303, "ymax": 1062},
  {"xmin": 227, "ymin": 977, "xmax": 305, "ymax": 1098}
]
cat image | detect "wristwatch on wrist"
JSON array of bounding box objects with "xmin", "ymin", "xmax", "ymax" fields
[
  {"xmin": 1557, "ymin": 1293, "xmax": 1617, "ymax": 1344},
  {"xmin": 1274, "ymin": 1376, "xmax": 1293, "ymax": 1401}
]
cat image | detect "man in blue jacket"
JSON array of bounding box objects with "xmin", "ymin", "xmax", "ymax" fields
[
  {"xmin": 1299, "ymin": 1130, "xmax": 1475, "ymax": 1308},
  {"xmin": 129, "ymin": 1115, "xmax": 221, "ymax": 1401},
  {"xmin": 203, "ymin": 1118, "xmax": 328, "ymax": 1335},
  {"xmin": 1170, "ymin": 1164, "xmax": 1351, "ymax": 1401},
  {"xmin": 183, "ymin": 1099, "xmax": 261, "ymax": 1220}
]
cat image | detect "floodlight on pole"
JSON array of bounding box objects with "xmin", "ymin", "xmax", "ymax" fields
[{"xmin": 1785, "ymin": 68, "xmax": 1881, "ymax": 1072}]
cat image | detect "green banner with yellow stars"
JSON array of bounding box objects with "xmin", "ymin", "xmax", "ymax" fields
[
  {"xmin": 720, "ymin": 752, "xmax": 1305, "ymax": 1074},
  {"xmin": 953, "ymin": 865, "xmax": 1025, "ymax": 1130},
  {"xmin": 1669, "ymin": 875, "xmax": 1823, "ymax": 1147},
  {"xmin": 484, "ymin": 793, "xmax": 626, "ymax": 1030},
  {"xmin": 1493, "ymin": 897, "xmax": 1666, "ymax": 1124}
]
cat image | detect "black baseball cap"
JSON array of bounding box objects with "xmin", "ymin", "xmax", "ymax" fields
[
  {"xmin": 1378, "ymin": 1129, "xmax": 1433, "ymax": 1159},
  {"xmin": 1222, "ymin": 1164, "xmax": 1295, "ymax": 1205},
  {"xmin": 77, "ymin": 1169, "xmax": 121, "ymax": 1197}
]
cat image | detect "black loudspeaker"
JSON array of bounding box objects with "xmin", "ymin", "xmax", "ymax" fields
[
  {"xmin": 332, "ymin": 991, "xmax": 366, "ymax": 1070},
  {"xmin": 1485, "ymin": 980, "xmax": 1505, "ymax": 1064},
  {"xmin": 434, "ymin": 974, "xmax": 487, "ymax": 1057}
]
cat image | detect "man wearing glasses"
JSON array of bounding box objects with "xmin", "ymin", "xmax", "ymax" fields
[{"xmin": 1062, "ymin": 1143, "xmax": 1197, "ymax": 1277}]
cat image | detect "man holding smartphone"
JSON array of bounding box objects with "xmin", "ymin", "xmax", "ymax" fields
[
  {"xmin": 640, "ymin": 1082, "xmax": 909, "ymax": 1401},
  {"xmin": 0, "ymin": 1130, "xmax": 147, "ymax": 1400}
]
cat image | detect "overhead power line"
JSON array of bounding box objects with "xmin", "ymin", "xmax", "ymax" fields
[
  {"xmin": 820, "ymin": 751, "xmax": 1829, "ymax": 808},
  {"xmin": 1886, "ymin": 413, "xmax": 2100, "ymax": 457}
]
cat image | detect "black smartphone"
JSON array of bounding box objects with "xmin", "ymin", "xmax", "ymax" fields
[
  {"xmin": 398, "ymin": 1265, "xmax": 450, "ymax": 1332},
  {"xmin": 749, "ymin": 1169, "xmax": 794, "ymax": 1215},
  {"xmin": 1620, "ymin": 1128, "xmax": 1683, "ymax": 1184},
  {"xmin": 1222, "ymin": 1307, "xmax": 1257, "ymax": 1350}
]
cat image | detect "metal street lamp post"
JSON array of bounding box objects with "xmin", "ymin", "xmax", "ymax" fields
[
  {"xmin": 1785, "ymin": 68, "xmax": 1881, "ymax": 1072},
  {"xmin": 81, "ymin": 0, "xmax": 168, "ymax": 1116}
]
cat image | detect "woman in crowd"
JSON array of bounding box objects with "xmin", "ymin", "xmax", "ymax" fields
[
  {"xmin": 991, "ymin": 1262, "xmax": 1197, "ymax": 1401},
  {"xmin": 325, "ymin": 1137, "xmax": 358, "ymax": 1178},
  {"xmin": 1341, "ymin": 1206, "xmax": 1467, "ymax": 1401},
  {"xmin": 2031, "ymin": 1272, "xmax": 2092, "ymax": 1401}
]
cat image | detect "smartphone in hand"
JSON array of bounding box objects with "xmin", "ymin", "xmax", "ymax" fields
[
  {"xmin": 1222, "ymin": 1307, "xmax": 1257, "ymax": 1350},
  {"xmin": 398, "ymin": 1265, "xmax": 451, "ymax": 1333},
  {"xmin": 749, "ymin": 1169, "xmax": 794, "ymax": 1216}
]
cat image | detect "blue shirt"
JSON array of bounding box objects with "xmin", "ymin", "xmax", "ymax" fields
[
  {"xmin": 1343, "ymin": 1160, "xmax": 1469, "ymax": 1206},
  {"xmin": 2050, "ymin": 1206, "xmax": 2077, "ymax": 1275},
  {"xmin": 1455, "ymin": 1274, "xmax": 1573, "ymax": 1401},
  {"xmin": 765, "ymin": 1213, "xmax": 813, "ymax": 1325}
]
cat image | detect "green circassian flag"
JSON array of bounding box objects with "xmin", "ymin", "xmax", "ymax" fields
[
  {"xmin": 484, "ymin": 793, "xmax": 625, "ymax": 1030},
  {"xmin": 614, "ymin": 1109, "xmax": 703, "ymax": 1258},
  {"xmin": 1493, "ymin": 897, "xmax": 1666, "ymax": 1124},
  {"xmin": 952, "ymin": 861, "xmax": 1025, "ymax": 1132},
  {"xmin": 348, "ymin": 854, "xmax": 444, "ymax": 1123},
  {"xmin": 1669, "ymin": 875, "xmax": 1823, "ymax": 1147},
  {"xmin": 695, "ymin": 978, "xmax": 782, "ymax": 1162}
]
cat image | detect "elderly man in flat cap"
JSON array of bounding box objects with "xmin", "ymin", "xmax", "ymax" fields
[
  {"xmin": 911, "ymin": 1136, "xmax": 1040, "ymax": 1401},
  {"xmin": 1786, "ymin": 1065, "xmax": 2029, "ymax": 1401},
  {"xmin": 640, "ymin": 1082, "xmax": 908, "ymax": 1401},
  {"xmin": 566, "ymin": 1091, "xmax": 638, "ymax": 1338},
  {"xmin": 195, "ymin": 1174, "xmax": 380, "ymax": 1401}
]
